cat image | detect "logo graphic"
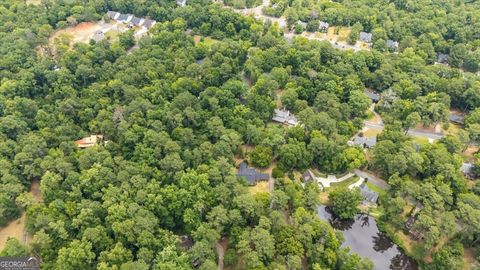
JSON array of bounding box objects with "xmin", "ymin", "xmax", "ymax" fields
[{"xmin": 0, "ymin": 256, "xmax": 40, "ymax": 270}]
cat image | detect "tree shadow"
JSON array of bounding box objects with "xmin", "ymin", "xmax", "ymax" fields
[
  {"xmin": 372, "ymin": 232, "xmax": 394, "ymax": 252},
  {"xmin": 389, "ymin": 252, "xmax": 418, "ymax": 270}
]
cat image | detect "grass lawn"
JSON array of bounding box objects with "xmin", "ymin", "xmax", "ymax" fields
[
  {"xmin": 445, "ymin": 122, "xmax": 462, "ymax": 135},
  {"xmin": 366, "ymin": 181, "xmax": 387, "ymax": 196},
  {"xmin": 363, "ymin": 128, "xmax": 382, "ymax": 138},
  {"xmin": 248, "ymin": 181, "xmax": 269, "ymax": 195},
  {"xmin": 411, "ymin": 136, "xmax": 430, "ymax": 145},
  {"xmin": 311, "ymin": 169, "xmax": 327, "ymax": 178},
  {"xmin": 328, "ymin": 176, "xmax": 360, "ymax": 191},
  {"xmin": 203, "ymin": 37, "xmax": 219, "ymax": 46}
]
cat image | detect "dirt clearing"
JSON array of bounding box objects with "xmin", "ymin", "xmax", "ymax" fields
[{"xmin": 0, "ymin": 179, "xmax": 42, "ymax": 251}]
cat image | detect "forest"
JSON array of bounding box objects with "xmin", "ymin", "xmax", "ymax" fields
[{"xmin": 0, "ymin": 0, "xmax": 479, "ymax": 269}]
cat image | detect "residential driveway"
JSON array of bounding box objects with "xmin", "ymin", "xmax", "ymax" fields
[
  {"xmin": 316, "ymin": 172, "xmax": 355, "ymax": 188},
  {"xmin": 353, "ymin": 169, "xmax": 389, "ymax": 190}
]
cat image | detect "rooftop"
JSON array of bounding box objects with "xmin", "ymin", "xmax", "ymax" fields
[
  {"xmin": 364, "ymin": 89, "xmax": 380, "ymax": 102},
  {"xmin": 348, "ymin": 135, "xmax": 377, "ymax": 148},
  {"xmin": 319, "ymin": 21, "xmax": 329, "ymax": 30},
  {"xmin": 449, "ymin": 113, "xmax": 465, "ymax": 124},
  {"xmin": 359, "ymin": 32, "xmax": 373, "ymax": 43},
  {"xmin": 301, "ymin": 170, "xmax": 316, "ymax": 182},
  {"xmin": 461, "ymin": 162, "xmax": 474, "ymax": 176},
  {"xmin": 359, "ymin": 183, "xmax": 379, "ymax": 203},
  {"xmin": 237, "ymin": 162, "xmax": 269, "ymax": 185},
  {"xmin": 75, "ymin": 135, "xmax": 104, "ymax": 149},
  {"xmin": 437, "ymin": 53, "xmax": 449, "ymax": 64},
  {"xmin": 272, "ymin": 109, "xmax": 299, "ymax": 126},
  {"xmin": 386, "ymin": 39, "xmax": 399, "ymax": 50}
]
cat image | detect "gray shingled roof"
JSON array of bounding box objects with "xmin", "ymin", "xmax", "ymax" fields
[
  {"xmin": 437, "ymin": 53, "xmax": 449, "ymax": 63},
  {"xmin": 107, "ymin": 11, "xmax": 120, "ymax": 20},
  {"xmin": 364, "ymin": 89, "xmax": 380, "ymax": 102},
  {"xmin": 350, "ymin": 135, "xmax": 377, "ymax": 148},
  {"xmin": 359, "ymin": 183, "xmax": 379, "ymax": 203},
  {"xmin": 319, "ymin": 21, "xmax": 329, "ymax": 31},
  {"xmin": 143, "ymin": 19, "xmax": 155, "ymax": 29},
  {"xmin": 117, "ymin": 13, "xmax": 129, "ymax": 22},
  {"xmin": 177, "ymin": 0, "xmax": 187, "ymax": 6},
  {"xmin": 272, "ymin": 109, "xmax": 298, "ymax": 126},
  {"xmin": 386, "ymin": 39, "xmax": 399, "ymax": 50},
  {"xmin": 301, "ymin": 170, "xmax": 315, "ymax": 182},
  {"xmin": 461, "ymin": 162, "xmax": 474, "ymax": 175},
  {"xmin": 237, "ymin": 162, "xmax": 269, "ymax": 185},
  {"xmin": 449, "ymin": 113, "xmax": 465, "ymax": 124},
  {"xmin": 359, "ymin": 32, "xmax": 372, "ymax": 43},
  {"xmin": 130, "ymin": 17, "xmax": 142, "ymax": 26}
]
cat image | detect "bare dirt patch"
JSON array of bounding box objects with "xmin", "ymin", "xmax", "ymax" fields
[
  {"xmin": 0, "ymin": 179, "xmax": 43, "ymax": 250},
  {"xmin": 0, "ymin": 213, "xmax": 26, "ymax": 251},
  {"xmin": 26, "ymin": 0, "xmax": 41, "ymax": 5},
  {"xmin": 362, "ymin": 128, "xmax": 382, "ymax": 138},
  {"xmin": 193, "ymin": 35, "xmax": 202, "ymax": 44},
  {"xmin": 463, "ymin": 248, "xmax": 478, "ymax": 270}
]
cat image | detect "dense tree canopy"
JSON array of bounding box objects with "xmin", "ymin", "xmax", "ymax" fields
[{"xmin": 0, "ymin": 0, "xmax": 478, "ymax": 269}]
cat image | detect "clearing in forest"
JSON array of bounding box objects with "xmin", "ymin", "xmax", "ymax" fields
[
  {"xmin": 26, "ymin": 0, "xmax": 41, "ymax": 5},
  {"xmin": 0, "ymin": 179, "xmax": 43, "ymax": 250}
]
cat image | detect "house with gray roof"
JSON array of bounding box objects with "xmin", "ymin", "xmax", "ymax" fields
[
  {"xmin": 237, "ymin": 162, "xmax": 269, "ymax": 185},
  {"xmin": 177, "ymin": 0, "xmax": 187, "ymax": 6},
  {"xmin": 296, "ymin": 20, "xmax": 307, "ymax": 29},
  {"xmin": 359, "ymin": 32, "xmax": 372, "ymax": 43},
  {"xmin": 437, "ymin": 53, "xmax": 449, "ymax": 64},
  {"xmin": 107, "ymin": 11, "xmax": 120, "ymax": 20},
  {"xmin": 461, "ymin": 162, "xmax": 475, "ymax": 179},
  {"xmin": 272, "ymin": 109, "xmax": 299, "ymax": 126},
  {"xmin": 116, "ymin": 13, "xmax": 132, "ymax": 23},
  {"xmin": 386, "ymin": 39, "xmax": 399, "ymax": 50},
  {"xmin": 449, "ymin": 113, "xmax": 465, "ymax": 124},
  {"xmin": 348, "ymin": 135, "xmax": 377, "ymax": 148},
  {"xmin": 130, "ymin": 17, "xmax": 144, "ymax": 26},
  {"xmin": 319, "ymin": 21, "xmax": 329, "ymax": 32},
  {"xmin": 364, "ymin": 89, "xmax": 380, "ymax": 102},
  {"xmin": 358, "ymin": 183, "xmax": 379, "ymax": 205},
  {"xmin": 301, "ymin": 170, "xmax": 316, "ymax": 183},
  {"xmin": 142, "ymin": 19, "xmax": 156, "ymax": 29}
]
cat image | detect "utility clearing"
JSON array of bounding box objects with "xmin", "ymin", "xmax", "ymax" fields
[{"xmin": 0, "ymin": 179, "xmax": 42, "ymax": 251}]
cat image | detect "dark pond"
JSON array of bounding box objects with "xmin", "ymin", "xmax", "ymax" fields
[{"xmin": 317, "ymin": 205, "xmax": 418, "ymax": 270}]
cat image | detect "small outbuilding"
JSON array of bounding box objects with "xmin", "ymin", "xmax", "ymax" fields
[
  {"xmin": 177, "ymin": 0, "xmax": 187, "ymax": 6},
  {"xmin": 437, "ymin": 53, "xmax": 449, "ymax": 64},
  {"xmin": 319, "ymin": 21, "xmax": 329, "ymax": 32},
  {"xmin": 359, "ymin": 32, "xmax": 373, "ymax": 43},
  {"xmin": 449, "ymin": 112, "xmax": 465, "ymax": 124},
  {"xmin": 386, "ymin": 39, "xmax": 399, "ymax": 50},
  {"xmin": 364, "ymin": 89, "xmax": 380, "ymax": 103}
]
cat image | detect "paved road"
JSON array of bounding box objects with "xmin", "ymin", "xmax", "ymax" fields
[
  {"xmin": 354, "ymin": 169, "xmax": 389, "ymax": 190},
  {"xmin": 364, "ymin": 121, "xmax": 444, "ymax": 140}
]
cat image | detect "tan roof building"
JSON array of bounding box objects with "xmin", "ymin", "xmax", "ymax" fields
[{"xmin": 75, "ymin": 135, "xmax": 104, "ymax": 148}]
